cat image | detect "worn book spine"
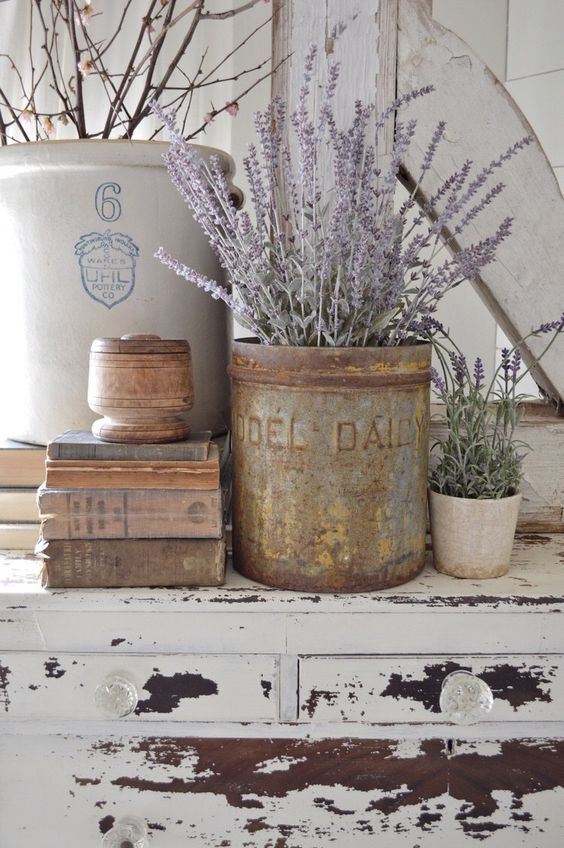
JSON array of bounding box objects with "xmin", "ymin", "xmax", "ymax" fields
[
  {"xmin": 44, "ymin": 444, "xmax": 220, "ymax": 490},
  {"xmin": 0, "ymin": 523, "xmax": 41, "ymax": 550},
  {"xmin": 0, "ymin": 488, "xmax": 40, "ymax": 522},
  {"xmin": 47, "ymin": 430, "xmax": 211, "ymax": 461},
  {"xmin": 41, "ymin": 537, "xmax": 226, "ymax": 588},
  {"xmin": 0, "ymin": 442, "xmax": 46, "ymax": 488},
  {"xmin": 38, "ymin": 487, "xmax": 223, "ymax": 539}
]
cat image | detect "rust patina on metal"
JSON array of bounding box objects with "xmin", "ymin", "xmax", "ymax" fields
[{"xmin": 229, "ymin": 341, "xmax": 431, "ymax": 592}]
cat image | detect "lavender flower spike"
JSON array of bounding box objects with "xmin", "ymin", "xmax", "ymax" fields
[
  {"xmin": 430, "ymin": 366, "xmax": 447, "ymax": 396},
  {"xmin": 473, "ymin": 357, "xmax": 485, "ymax": 389}
]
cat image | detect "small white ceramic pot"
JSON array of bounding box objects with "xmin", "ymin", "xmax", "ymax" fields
[{"xmin": 428, "ymin": 489, "xmax": 522, "ymax": 579}]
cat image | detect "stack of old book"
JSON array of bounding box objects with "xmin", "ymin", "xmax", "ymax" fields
[
  {"xmin": 37, "ymin": 430, "xmax": 227, "ymax": 588},
  {"xmin": 0, "ymin": 439, "xmax": 45, "ymax": 549}
]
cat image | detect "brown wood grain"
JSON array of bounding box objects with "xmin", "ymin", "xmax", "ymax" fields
[
  {"xmin": 83, "ymin": 736, "xmax": 564, "ymax": 843},
  {"xmin": 88, "ymin": 335, "xmax": 194, "ymax": 443}
]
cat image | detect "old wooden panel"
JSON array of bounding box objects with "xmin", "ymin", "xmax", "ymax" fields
[
  {"xmin": 272, "ymin": 0, "xmax": 385, "ymax": 132},
  {"xmin": 0, "ymin": 610, "xmax": 45, "ymax": 650},
  {"xmin": 272, "ymin": 0, "xmax": 564, "ymax": 403},
  {"xmin": 299, "ymin": 655, "xmax": 564, "ymax": 723},
  {"xmin": 1, "ymin": 734, "xmax": 564, "ymax": 846},
  {"xmin": 287, "ymin": 611, "xmax": 564, "ymax": 655},
  {"xmin": 32, "ymin": 610, "xmax": 288, "ymax": 654},
  {"xmin": 398, "ymin": 0, "xmax": 564, "ymax": 403},
  {"xmin": 0, "ymin": 653, "xmax": 278, "ymax": 722}
]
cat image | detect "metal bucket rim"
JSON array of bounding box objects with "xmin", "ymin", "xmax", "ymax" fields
[{"xmin": 230, "ymin": 338, "xmax": 432, "ymax": 387}]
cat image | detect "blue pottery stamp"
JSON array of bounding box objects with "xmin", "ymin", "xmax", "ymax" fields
[{"xmin": 75, "ymin": 229, "xmax": 139, "ymax": 308}]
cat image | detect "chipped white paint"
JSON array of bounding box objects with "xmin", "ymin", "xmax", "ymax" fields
[
  {"xmin": 273, "ymin": 0, "xmax": 382, "ymax": 128},
  {"xmin": 1, "ymin": 534, "xmax": 564, "ymax": 844},
  {"xmin": 3, "ymin": 718, "xmax": 564, "ymax": 741},
  {"xmin": 29, "ymin": 609, "xmax": 289, "ymax": 654},
  {"xmin": 453, "ymin": 740, "xmax": 505, "ymax": 757},
  {"xmin": 298, "ymin": 655, "xmax": 564, "ymax": 724},
  {"xmin": 384, "ymin": 738, "xmax": 428, "ymax": 759},
  {"xmin": 1, "ymin": 734, "xmax": 564, "ymax": 847},
  {"xmin": 1, "ymin": 532, "xmax": 564, "ymax": 613},
  {"xmin": 0, "ymin": 653, "xmax": 278, "ymax": 722},
  {"xmin": 287, "ymin": 610, "xmax": 564, "ymax": 654},
  {"xmin": 255, "ymin": 755, "xmax": 308, "ymax": 773}
]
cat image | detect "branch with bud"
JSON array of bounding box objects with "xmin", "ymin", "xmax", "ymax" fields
[{"xmin": 0, "ymin": 0, "xmax": 273, "ymax": 143}]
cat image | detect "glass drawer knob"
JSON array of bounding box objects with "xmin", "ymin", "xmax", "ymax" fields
[
  {"xmin": 439, "ymin": 670, "xmax": 494, "ymax": 725},
  {"xmin": 102, "ymin": 816, "xmax": 147, "ymax": 848},
  {"xmin": 94, "ymin": 675, "xmax": 138, "ymax": 718}
]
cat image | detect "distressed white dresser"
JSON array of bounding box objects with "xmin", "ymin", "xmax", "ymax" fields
[{"xmin": 1, "ymin": 535, "xmax": 564, "ymax": 847}]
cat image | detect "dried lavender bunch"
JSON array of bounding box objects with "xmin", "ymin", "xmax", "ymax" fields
[
  {"xmin": 156, "ymin": 45, "xmax": 531, "ymax": 346},
  {"xmin": 430, "ymin": 316, "xmax": 564, "ymax": 499}
]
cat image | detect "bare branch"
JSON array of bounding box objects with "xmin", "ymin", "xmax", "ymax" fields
[
  {"xmin": 196, "ymin": 12, "xmax": 272, "ymax": 88},
  {"xmin": 97, "ymin": 0, "xmax": 136, "ymax": 58},
  {"xmin": 184, "ymin": 54, "xmax": 285, "ymax": 141},
  {"xmin": 0, "ymin": 0, "xmax": 278, "ymax": 142},
  {"xmin": 0, "ymin": 106, "xmax": 7, "ymax": 146},
  {"xmin": 101, "ymin": 0, "xmax": 160, "ymax": 136},
  {"xmin": 64, "ymin": 0, "xmax": 86, "ymax": 135},
  {"xmin": 202, "ymin": 0, "xmax": 268, "ymax": 20},
  {"xmin": 74, "ymin": 5, "xmax": 135, "ymax": 135},
  {"xmin": 0, "ymin": 87, "xmax": 30, "ymax": 141},
  {"xmin": 33, "ymin": 0, "xmax": 77, "ymax": 130},
  {"xmin": 126, "ymin": 1, "xmax": 203, "ymax": 137}
]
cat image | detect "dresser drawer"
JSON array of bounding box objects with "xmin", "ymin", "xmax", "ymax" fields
[
  {"xmin": 0, "ymin": 652, "xmax": 278, "ymax": 722},
  {"xmin": 2, "ymin": 733, "xmax": 564, "ymax": 847},
  {"xmin": 298, "ymin": 655, "xmax": 564, "ymax": 723}
]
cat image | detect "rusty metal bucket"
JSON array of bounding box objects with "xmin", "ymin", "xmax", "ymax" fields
[{"xmin": 229, "ymin": 340, "xmax": 431, "ymax": 592}]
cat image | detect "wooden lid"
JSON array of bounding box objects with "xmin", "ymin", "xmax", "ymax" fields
[{"xmin": 90, "ymin": 334, "xmax": 191, "ymax": 355}]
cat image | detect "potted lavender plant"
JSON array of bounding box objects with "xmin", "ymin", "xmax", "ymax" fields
[
  {"xmin": 156, "ymin": 46, "xmax": 531, "ymax": 592},
  {"xmin": 0, "ymin": 0, "xmax": 271, "ymax": 443},
  {"xmin": 429, "ymin": 318, "xmax": 564, "ymax": 579}
]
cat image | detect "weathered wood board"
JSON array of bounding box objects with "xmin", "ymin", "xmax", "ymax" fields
[
  {"xmin": 272, "ymin": 0, "xmax": 564, "ymax": 405},
  {"xmin": 1, "ymin": 734, "xmax": 564, "ymax": 846},
  {"xmin": 0, "ymin": 652, "xmax": 278, "ymax": 722},
  {"xmin": 397, "ymin": 0, "xmax": 564, "ymax": 403},
  {"xmin": 272, "ymin": 0, "xmax": 392, "ymax": 137},
  {"xmin": 299, "ymin": 654, "xmax": 564, "ymax": 723},
  {"xmin": 2, "ymin": 535, "xmax": 564, "ymax": 844}
]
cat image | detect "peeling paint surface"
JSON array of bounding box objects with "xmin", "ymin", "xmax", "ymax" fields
[
  {"xmin": 0, "ymin": 653, "xmax": 277, "ymax": 721},
  {"xmin": 2, "ymin": 533, "xmax": 564, "ymax": 846},
  {"xmin": 2, "ymin": 735, "xmax": 564, "ymax": 846},
  {"xmin": 0, "ymin": 662, "xmax": 11, "ymax": 712},
  {"xmin": 380, "ymin": 661, "xmax": 556, "ymax": 713},
  {"xmin": 255, "ymin": 756, "xmax": 308, "ymax": 774},
  {"xmin": 135, "ymin": 671, "xmax": 219, "ymax": 715},
  {"xmin": 44, "ymin": 657, "xmax": 66, "ymax": 679},
  {"xmin": 299, "ymin": 655, "xmax": 564, "ymax": 723}
]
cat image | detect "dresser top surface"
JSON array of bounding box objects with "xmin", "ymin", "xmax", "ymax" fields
[{"xmin": 0, "ymin": 533, "xmax": 563, "ymax": 613}]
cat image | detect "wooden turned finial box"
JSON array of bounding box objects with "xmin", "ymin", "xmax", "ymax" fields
[{"xmin": 88, "ymin": 334, "xmax": 193, "ymax": 443}]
